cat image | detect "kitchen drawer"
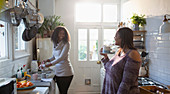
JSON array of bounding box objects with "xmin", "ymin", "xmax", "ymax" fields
[{"xmin": 139, "ymin": 86, "xmax": 170, "ymax": 94}]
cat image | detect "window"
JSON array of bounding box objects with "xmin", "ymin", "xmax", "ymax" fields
[
  {"xmin": 75, "ymin": 3, "xmax": 118, "ymax": 22},
  {"xmin": 103, "ymin": 5, "xmax": 117, "ymax": 22},
  {"xmin": 0, "ymin": 21, "xmax": 7, "ymax": 59},
  {"xmin": 15, "ymin": 20, "xmax": 25, "ymax": 51},
  {"xmin": 89, "ymin": 29, "xmax": 98, "ymax": 61},
  {"xmin": 75, "ymin": 3, "xmax": 101, "ymax": 22},
  {"xmin": 78, "ymin": 29, "xmax": 99, "ymax": 61},
  {"xmin": 78, "ymin": 29, "xmax": 87, "ymax": 61}
]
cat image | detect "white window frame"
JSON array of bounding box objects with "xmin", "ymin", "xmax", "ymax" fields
[
  {"xmin": 14, "ymin": 26, "xmax": 30, "ymax": 59},
  {"xmin": 0, "ymin": 22, "xmax": 9, "ymax": 60}
]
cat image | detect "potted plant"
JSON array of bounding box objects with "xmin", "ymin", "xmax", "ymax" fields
[
  {"xmin": 130, "ymin": 14, "xmax": 146, "ymax": 31},
  {"xmin": 38, "ymin": 15, "xmax": 64, "ymax": 38}
]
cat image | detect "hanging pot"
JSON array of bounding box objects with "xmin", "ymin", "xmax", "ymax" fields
[
  {"xmin": 29, "ymin": 25, "xmax": 38, "ymax": 39},
  {"xmin": 22, "ymin": 26, "xmax": 38, "ymax": 41},
  {"xmin": 22, "ymin": 28, "xmax": 31, "ymax": 41}
]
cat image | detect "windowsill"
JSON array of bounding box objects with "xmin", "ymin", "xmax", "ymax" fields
[
  {"xmin": 14, "ymin": 53, "xmax": 31, "ymax": 60},
  {"xmin": 0, "ymin": 58, "xmax": 11, "ymax": 63}
]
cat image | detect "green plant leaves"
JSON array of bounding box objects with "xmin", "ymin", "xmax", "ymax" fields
[
  {"xmin": 130, "ymin": 14, "xmax": 146, "ymax": 26},
  {"xmin": 38, "ymin": 15, "xmax": 64, "ymax": 38}
]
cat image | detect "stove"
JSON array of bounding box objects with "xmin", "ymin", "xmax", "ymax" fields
[{"xmin": 138, "ymin": 77, "xmax": 169, "ymax": 89}]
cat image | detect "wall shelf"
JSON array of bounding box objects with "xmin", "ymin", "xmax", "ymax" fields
[{"xmin": 133, "ymin": 30, "xmax": 146, "ymax": 51}]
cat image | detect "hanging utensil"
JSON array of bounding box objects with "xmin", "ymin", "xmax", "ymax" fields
[{"xmin": 0, "ymin": 7, "xmax": 22, "ymax": 26}]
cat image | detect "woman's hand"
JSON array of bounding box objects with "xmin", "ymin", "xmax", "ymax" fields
[
  {"xmin": 100, "ymin": 48, "xmax": 108, "ymax": 58},
  {"xmin": 39, "ymin": 64, "xmax": 45, "ymax": 69},
  {"xmin": 45, "ymin": 63, "xmax": 52, "ymax": 67},
  {"xmin": 42, "ymin": 59, "xmax": 50, "ymax": 64},
  {"xmin": 39, "ymin": 63, "xmax": 52, "ymax": 69}
]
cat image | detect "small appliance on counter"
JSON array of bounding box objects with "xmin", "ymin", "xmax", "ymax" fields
[
  {"xmin": 139, "ymin": 51, "xmax": 149, "ymax": 77},
  {"xmin": 0, "ymin": 78, "xmax": 17, "ymax": 94},
  {"xmin": 31, "ymin": 60, "xmax": 39, "ymax": 73}
]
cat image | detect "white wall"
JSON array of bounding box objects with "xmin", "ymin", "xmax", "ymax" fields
[
  {"xmin": 121, "ymin": 0, "xmax": 170, "ymax": 85},
  {"xmin": 39, "ymin": 0, "xmax": 55, "ymax": 17}
]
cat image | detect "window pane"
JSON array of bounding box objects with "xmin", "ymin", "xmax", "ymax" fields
[
  {"xmin": 76, "ymin": 3, "xmax": 101, "ymax": 22},
  {"xmin": 15, "ymin": 20, "xmax": 25, "ymax": 51},
  {"xmin": 89, "ymin": 29, "xmax": 98, "ymax": 61},
  {"xmin": 0, "ymin": 21, "xmax": 7, "ymax": 58},
  {"xmin": 103, "ymin": 29, "xmax": 116, "ymax": 45},
  {"xmin": 103, "ymin": 5, "xmax": 117, "ymax": 22},
  {"xmin": 78, "ymin": 29, "xmax": 87, "ymax": 61}
]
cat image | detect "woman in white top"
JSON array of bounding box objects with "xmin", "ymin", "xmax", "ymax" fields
[{"xmin": 40, "ymin": 26, "xmax": 74, "ymax": 94}]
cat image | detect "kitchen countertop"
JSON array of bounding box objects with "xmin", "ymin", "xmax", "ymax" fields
[
  {"xmin": 30, "ymin": 78, "xmax": 57, "ymax": 94},
  {"xmin": 31, "ymin": 80, "xmax": 51, "ymax": 87},
  {"xmin": 26, "ymin": 68, "xmax": 57, "ymax": 94}
]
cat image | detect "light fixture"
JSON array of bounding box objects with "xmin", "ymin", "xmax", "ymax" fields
[
  {"xmin": 5, "ymin": 0, "xmax": 10, "ymax": 7},
  {"xmin": 159, "ymin": 14, "xmax": 170, "ymax": 33}
]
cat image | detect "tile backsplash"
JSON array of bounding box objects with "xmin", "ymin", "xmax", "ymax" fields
[{"xmin": 146, "ymin": 32, "xmax": 170, "ymax": 85}]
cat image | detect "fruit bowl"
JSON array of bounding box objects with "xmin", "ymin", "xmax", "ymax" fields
[
  {"xmin": 17, "ymin": 80, "xmax": 34, "ymax": 89},
  {"xmin": 17, "ymin": 85, "xmax": 36, "ymax": 90},
  {"xmin": 17, "ymin": 80, "xmax": 36, "ymax": 94}
]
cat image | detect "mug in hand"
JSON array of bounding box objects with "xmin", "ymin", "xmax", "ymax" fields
[{"xmin": 103, "ymin": 46, "xmax": 111, "ymax": 53}]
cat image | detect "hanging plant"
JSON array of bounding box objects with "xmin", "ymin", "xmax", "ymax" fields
[{"xmin": 38, "ymin": 15, "xmax": 64, "ymax": 38}]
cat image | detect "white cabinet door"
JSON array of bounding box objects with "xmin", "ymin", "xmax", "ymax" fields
[{"xmin": 36, "ymin": 38, "xmax": 53, "ymax": 62}]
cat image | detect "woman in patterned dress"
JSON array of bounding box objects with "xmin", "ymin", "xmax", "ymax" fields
[{"xmin": 100, "ymin": 27, "xmax": 142, "ymax": 94}]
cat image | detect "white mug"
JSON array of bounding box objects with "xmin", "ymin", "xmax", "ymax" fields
[{"xmin": 103, "ymin": 46, "xmax": 111, "ymax": 53}]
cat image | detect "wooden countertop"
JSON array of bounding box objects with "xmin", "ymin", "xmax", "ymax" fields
[{"xmin": 167, "ymin": 85, "xmax": 170, "ymax": 89}]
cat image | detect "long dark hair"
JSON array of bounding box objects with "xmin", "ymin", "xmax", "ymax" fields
[
  {"xmin": 117, "ymin": 27, "xmax": 136, "ymax": 50},
  {"xmin": 51, "ymin": 26, "xmax": 71, "ymax": 46}
]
